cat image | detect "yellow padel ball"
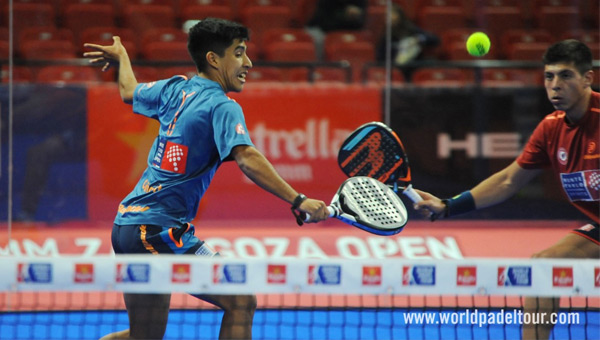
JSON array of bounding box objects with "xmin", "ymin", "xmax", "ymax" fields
[{"xmin": 466, "ymin": 32, "xmax": 491, "ymax": 57}]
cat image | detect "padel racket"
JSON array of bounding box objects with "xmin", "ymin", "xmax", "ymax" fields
[
  {"xmin": 301, "ymin": 176, "xmax": 408, "ymax": 236},
  {"xmin": 337, "ymin": 122, "xmax": 422, "ymax": 203}
]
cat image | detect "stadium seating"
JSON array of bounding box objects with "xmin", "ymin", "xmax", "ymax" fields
[
  {"xmin": 505, "ymin": 42, "xmax": 550, "ymax": 61},
  {"xmin": 62, "ymin": 4, "xmax": 116, "ymax": 36},
  {"xmin": 262, "ymin": 28, "xmax": 316, "ymax": 61},
  {"xmin": 500, "ymin": 29, "xmax": 552, "ymax": 60},
  {"xmin": 288, "ymin": 67, "xmax": 350, "ymax": 83},
  {"xmin": 18, "ymin": 26, "xmax": 75, "ymax": 57},
  {"xmin": 364, "ymin": 66, "xmax": 405, "ymax": 85},
  {"xmin": 140, "ymin": 27, "xmax": 188, "ymax": 55},
  {"xmin": 20, "ymin": 40, "xmax": 78, "ymax": 60},
  {"xmin": 411, "ymin": 68, "xmax": 470, "ymax": 86},
  {"xmin": 246, "ymin": 66, "xmax": 286, "ymax": 82},
  {"xmin": 417, "ymin": 6, "xmax": 467, "ymax": 36},
  {"xmin": 535, "ymin": 6, "xmax": 581, "ymax": 36},
  {"xmin": 1, "ymin": 66, "xmax": 34, "ymax": 82},
  {"xmin": 476, "ymin": 6, "xmax": 525, "ymax": 38},
  {"xmin": 9, "ymin": 3, "xmax": 56, "ymax": 38},
  {"xmin": 324, "ymin": 31, "xmax": 375, "ymax": 82},
  {"xmin": 181, "ymin": 4, "xmax": 235, "ymax": 23},
  {"xmin": 160, "ymin": 66, "xmax": 198, "ymax": 80},
  {"xmin": 132, "ymin": 66, "xmax": 161, "ymax": 82},
  {"xmin": 142, "ymin": 41, "xmax": 189, "ymax": 61},
  {"xmin": 36, "ymin": 65, "xmax": 101, "ymax": 83},
  {"xmin": 79, "ymin": 27, "xmax": 137, "ymax": 57},
  {"xmin": 240, "ymin": 3, "xmax": 292, "ymax": 46},
  {"xmin": 122, "ymin": 4, "xmax": 176, "ymax": 34}
]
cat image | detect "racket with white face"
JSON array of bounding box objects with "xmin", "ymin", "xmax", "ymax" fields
[
  {"xmin": 337, "ymin": 121, "xmax": 422, "ymax": 203},
  {"xmin": 301, "ymin": 176, "xmax": 408, "ymax": 236}
]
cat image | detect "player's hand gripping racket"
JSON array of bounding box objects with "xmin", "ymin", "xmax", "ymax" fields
[
  {"xmin": 300, "ymin": 176, "xmax": 408, "ymax": 236},
  {"xmin": 337, "ymin": 122, "xmax": 422, "ymax": 203}
]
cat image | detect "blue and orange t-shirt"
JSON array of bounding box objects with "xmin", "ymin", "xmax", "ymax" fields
[{"xmin": 114, "ymin": 76, "xmax": 254, "ymax": 227}]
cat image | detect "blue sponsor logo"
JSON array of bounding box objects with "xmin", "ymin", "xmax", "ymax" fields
[
  {"xmin": 498, "ymin": 266, "xmax": 532, "ymax": 287},
  {"xmin": 152, "ymin": 136, "xmax": 167, "ymax": 168},
  {"xmin": 18, "ymin": 263, "xmax": 52, "ymax": 283},
  {"xmin": 403, "ymin": 265, "xmax": 435, "ymax": 286},
  {"xmin": 308, "ymin": 265, "xmax": 341, "ymax": 285},
  {"xmin": 117, "ymin": 263, "xmax": 150, "ymax": 283},
  {"xmin": 213, "ymin": 264, "xmax": 246, "ymax": 284}
]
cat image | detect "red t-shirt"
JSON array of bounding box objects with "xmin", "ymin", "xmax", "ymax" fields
[{"xmin": 517, "ymin": 91, "xmax": 599, "ymax": 222}]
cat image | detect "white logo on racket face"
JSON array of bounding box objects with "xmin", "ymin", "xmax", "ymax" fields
[{"xmin": 166, "ymin": 145, "xmax": 184, "ymax": 172}]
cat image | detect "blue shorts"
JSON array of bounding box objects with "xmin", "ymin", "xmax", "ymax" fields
[{"xmin": 111, "ymin": 223, "xmax": 218, "ymax": 255}]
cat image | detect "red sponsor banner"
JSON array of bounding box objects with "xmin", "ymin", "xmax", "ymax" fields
[
  {"xmin": 267, "ymin": 264, "xmax": 287, "ymax": 284},
  {"xmin": 362, "ymin": 266, "xmax": 382, "ymax": 286},
  {"xmin": 172, "ymin": 263, "xmax": 191, "ymax": 284},
  {"xmin": 74, "ymin": 263, "xmax": 94, "ymax": 284},
  {"xmin": 456, "ymin": 266, "xmax": 477, "ymax": 286},
  {"xmin": 552, "ymin": 267, "xmax": 573, "ymax": 287},
  {"xmin": 595, "ymin": 267, "xmax": 600, "ymax": 287},
  {"xmin": 87, "ymin": 84, "xmax": 380, "ymax": 220}
]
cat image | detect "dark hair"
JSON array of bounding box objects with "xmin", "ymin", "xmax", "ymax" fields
[
  {"xmin": 543, "ymin": 39, "xmax": 593, "ymax": 75},
  {"xmin": 187, "ymin": 18, "xmax": 250, "ymax": 73}
]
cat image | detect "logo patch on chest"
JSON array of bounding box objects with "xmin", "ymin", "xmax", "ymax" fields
[
  {"xmin": 152, "ymin": 138, "xmax": 188, "ymax": 174},
  {"xmin": 560, "ymin": 170, "xmax": 600, "ymax": 201}
]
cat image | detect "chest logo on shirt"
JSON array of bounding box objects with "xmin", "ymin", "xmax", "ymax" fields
[
  {"xmin": 152, "ymin": 138, "xmax": 188, "ymax": 174},
  {"xmin": 588, "ymin": 141, "xmax": 597, "ymax": 154},
  {"xmin": 560, "ymin": 170, "xmax": 600, "ymax": 202},
  {"xmin": 557, "ymin": 147, "xmax": 568, "ymax": 165}
]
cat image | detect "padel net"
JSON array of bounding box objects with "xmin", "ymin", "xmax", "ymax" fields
[{"xmin": 1, "ymin": 256, "xmax": 598, "ymax": 340}]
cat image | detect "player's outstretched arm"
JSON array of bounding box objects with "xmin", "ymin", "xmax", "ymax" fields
[
  {"xmin": 83, "ymin": 36, "xmax": 137, "ymax": 104},
  {"xmin": 231, "ymin": 145, "xmax": 329, "ymax": 223},
  {"xmin": 414, "ymin": 161, "xmax": 541, "ymax": 220}
]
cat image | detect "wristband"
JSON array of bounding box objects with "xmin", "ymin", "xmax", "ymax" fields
[
  {"xmin": 291, "ymin": 193, "xmax": 308, "ymax": 226},
  {"xmin": 445, "ymin": 191, "xmax": 476, "ymax": 217},
  {"xmin": 291, "ymin": 193, "xmax": 307, "ymax": 210}
]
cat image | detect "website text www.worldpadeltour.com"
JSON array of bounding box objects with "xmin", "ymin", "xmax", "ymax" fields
[{"xmin": 403, "ymin": 309, "xmax": 580, "ymax": 327}]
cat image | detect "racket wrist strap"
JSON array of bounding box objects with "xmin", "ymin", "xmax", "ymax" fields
[
  {"xmin": 444, "ymin": 191, "xmax": 475, "ymax": 218},
  {"xmin": 291, "ymin": 193, "xmax": 307, "ymax": 226}
]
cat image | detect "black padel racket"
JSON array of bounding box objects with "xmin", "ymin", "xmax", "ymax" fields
[
  {"xmin": 338, "ymin": 122, "xmax": 422, "ymax": 203},
  {"xmin": 302, "ymin": 176, "xmax": 408, "ymax": 236}
]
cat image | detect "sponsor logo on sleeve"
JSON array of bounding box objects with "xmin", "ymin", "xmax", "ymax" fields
[{"xmin": 235, "ymin": 123, "xmax": 246, "ymax": 135}]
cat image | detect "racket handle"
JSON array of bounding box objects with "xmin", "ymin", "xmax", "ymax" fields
[
  {"xmin": 402, "ymin": 184, "xmax": 422, "ymax": 203},
  {"xmin": 303, "ymin": 206, "xmax": 338, "ymax": 222}
]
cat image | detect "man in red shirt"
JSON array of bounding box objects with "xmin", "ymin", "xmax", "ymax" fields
[{"xmin": 415, "ymin": 39, "xmax": 598, "ymax": 340}]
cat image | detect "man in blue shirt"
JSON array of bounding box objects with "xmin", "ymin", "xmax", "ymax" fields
[{"xmin": 84, "ymin": 18, "xmax": 329, "ymax": 339}]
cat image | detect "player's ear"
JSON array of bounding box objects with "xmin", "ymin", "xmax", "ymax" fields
[
  {"xmin": 206, "ymin": 51, "xmax": 219, "ymax": 69},
  {"xmin": 583, "ymin": 69, "xmax": 594, "ymax": 87}
]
